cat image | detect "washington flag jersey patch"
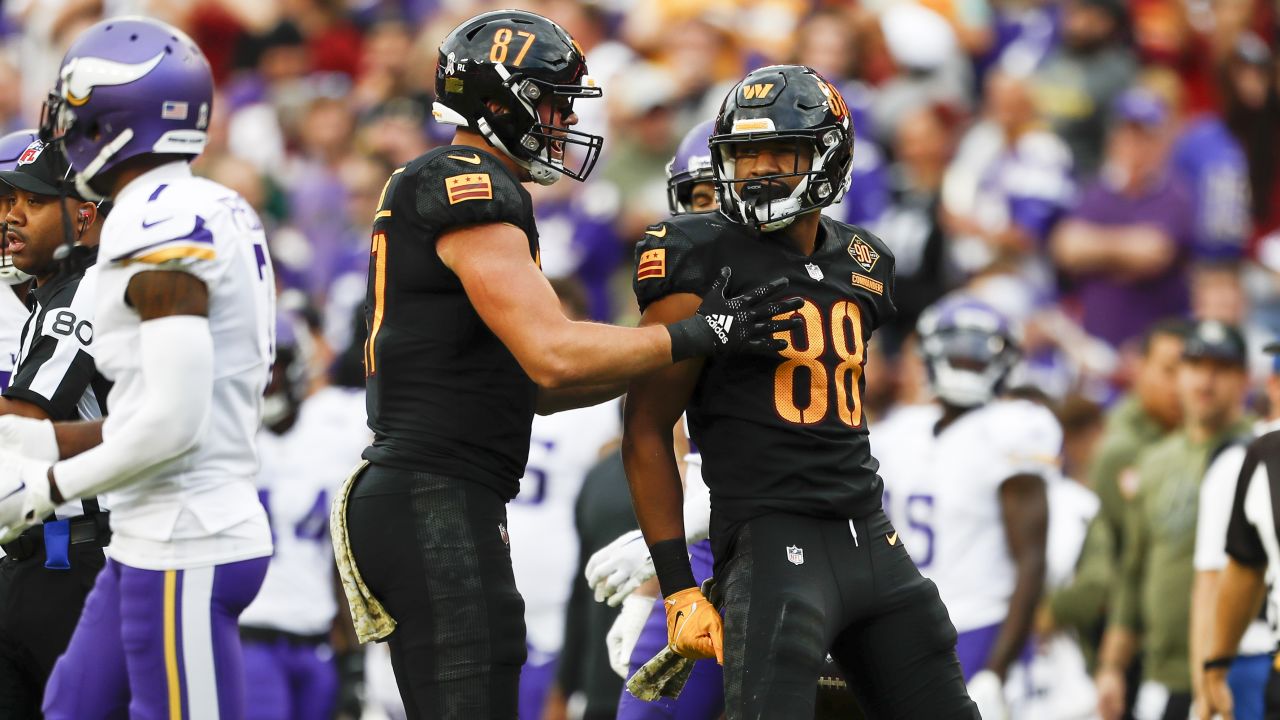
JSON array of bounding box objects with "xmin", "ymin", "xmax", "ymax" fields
[
  {"xmin": 637, "ymin": 248, "xmax": 666, "ymax": 281},
  {"xmin": 445, "ymin": 173, "xmax": 493, "ymax": 204}
]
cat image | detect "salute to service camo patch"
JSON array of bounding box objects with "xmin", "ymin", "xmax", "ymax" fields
[{"xmin": 445, "ymin": 173, "xmax": 493, "ymax": 204}]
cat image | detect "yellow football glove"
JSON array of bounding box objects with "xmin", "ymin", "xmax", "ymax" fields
[{"xmin": 663, "ymin": 587, "xmax": 723, "ymax": 664}]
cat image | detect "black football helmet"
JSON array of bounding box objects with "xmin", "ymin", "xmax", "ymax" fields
[
  {"xmin": 434, "ymin": 10, "xmax": 603, "ymax": 185},
  {"xmin": 710, "ymin": 65, "xmax": 854, "ymax": 231}
]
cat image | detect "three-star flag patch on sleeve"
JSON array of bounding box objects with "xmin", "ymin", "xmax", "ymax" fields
[
  {"xmin": 637, "ymin": 249, "xmax": 666, "ymax": 281},
  {"xmin": 445, "ymin": 173, "xmax": 493, "ymax": 204}
]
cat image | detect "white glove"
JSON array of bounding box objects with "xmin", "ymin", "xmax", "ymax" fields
[
  {"xmin": 585, "ymin": 529, "xmax": 655, "ymax": 607},
  {"xmin": 0, "ymin": 416, "xmax": 58, "ymax": 463},
  {"xmin": 607, "ymin": 593, "xmax": 656, "ymax": 679},
  {"xmin": 0, "ymin": 449, "xmax": 56, "ymax": 544},
  {"xmin": 967, "ymin": 670, "xmax": 1008, "ymax": 720}
]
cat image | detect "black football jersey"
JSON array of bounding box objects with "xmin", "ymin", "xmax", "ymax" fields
[
  {"xmin": 634, "ymin": 212, "xmax": 896, "ymax": 523},
  {"xmin": 362, "ymin": 146, "xmax": 540, "ymax": 500}
]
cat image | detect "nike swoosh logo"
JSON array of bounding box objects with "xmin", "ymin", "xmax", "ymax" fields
[
  {"xmin": 887, "ymin": 532, "xmax": 898, "ymax": 546},
  {"xmin": 448, "ymin": 153, "xmax": 482, "ymax": 165},
  {"xmin": 141, "ymin": 217, "xmax": 172, "ymax": 229},
  {"xmin": 672, "ymin": 605, "xmax": 694, "ymax": 640},
  {"xmin": 0, "ymin": 481, "xmax": 25, "ymax": 503},
  {"xmin": 645, "ymin": 225, "xmax": 668, "ymax": 238}
]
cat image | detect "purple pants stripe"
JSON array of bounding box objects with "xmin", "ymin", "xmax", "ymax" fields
[
  {"xmin": 43, "ymin": 557, "xmax": 269, "ymax": 720},
  {"xmin": 618, "ymin": 540, "xmax": 724, "ymax": 720}
]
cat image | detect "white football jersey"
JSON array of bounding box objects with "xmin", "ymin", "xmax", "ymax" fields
[
  {"xmin": 509, "ymin": 398, "xmax": 620, "ymax": 655},
  {"xmin": 0, "ymin": 285, "xmax": 27, "ymax": 392},
  {"xmin": 95, "ymin": 162, "xmax": 275, "ymax": 570},
  {"xmin": 876, "ymin": 399, "xmax": 1062, "ymax": 632},
  {"xmin": 240, "ymin": 387, "xmax": 370, "ymax": 635}
]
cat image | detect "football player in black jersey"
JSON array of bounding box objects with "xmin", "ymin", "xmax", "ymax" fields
[
  {"xmin": 623, "ymin": 65, "xmax": 978, "ymax": 719},
  {"xmin": 342, "ymin": 10, "xmax": 800, "ymax": 719}
]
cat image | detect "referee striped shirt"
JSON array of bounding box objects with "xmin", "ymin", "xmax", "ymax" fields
[
  {"xmin": 3, "ymin": 245, "xmax": 109, "ymax": 520},
  {"xmin": 1225, "ymin": 429, "xmax": 1280, "ymax": 646}
]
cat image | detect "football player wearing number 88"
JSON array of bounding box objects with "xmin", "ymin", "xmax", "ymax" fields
[
  {"xmin": 875, "ymin": 296, "xmax": 1060, "ymax": 719},
  {"xmin": 624, "ymin": 64, "xmax": 978, "ymax": 719}
]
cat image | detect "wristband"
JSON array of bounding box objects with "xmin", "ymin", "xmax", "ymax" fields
[
  {"xmin": 650, "ymin": 538, "xmax": 696, "ymax": 598},
  {"xmin": 1203, "ymin": 656, "xmax": 1236, "ymax": 671},
  {"xmin": 666, "ymin": 319, "xmax": 703, "ymax": 363}
]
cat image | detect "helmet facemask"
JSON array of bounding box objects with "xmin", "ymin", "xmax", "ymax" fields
[
  {"xmin": 436, "ymin": 63, "xmax": 603, "ymax": 186},
  {"xmin": 920, "ymin": 326, "xmax": 1019, "ymax": 408},
  {"xmin": 711, "ymin": 126, "xmax": 851, "ymax": 232}
]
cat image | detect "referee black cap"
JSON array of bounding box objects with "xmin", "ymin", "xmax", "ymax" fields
[{"xmin": 0, "ymin": 139, "xmax": 84, "ymax": 200}]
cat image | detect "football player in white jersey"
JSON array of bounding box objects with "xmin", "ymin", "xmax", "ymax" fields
[
  {"xmin": 509, "ymin": 278, "xmax": 622, "ymax": 720},
  {"xmin": 876, "ymin": 295, "xmax": 1059, "ymax": 719},
  {"xmin": 0, "ymin": 129, "xmax": 38, "ymax": 391},
  {"xmin": 0, "ymin": 17, "xmax": 275, "ymax": 720},
  {"xmin": 240, "ymin": 329, "xmax": 370, "ymax": 720}
]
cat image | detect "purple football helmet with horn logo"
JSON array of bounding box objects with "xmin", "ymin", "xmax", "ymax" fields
[{"xmin": 40, "ymin": 16, "xmax": 213, "ymax": 201}]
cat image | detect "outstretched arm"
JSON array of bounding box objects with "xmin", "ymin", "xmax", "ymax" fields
[
  {"xmin": 48, "ymin": 270, "xmax": 212, "ymax": 503},
  {"xmin": 438, "ymin": 223, "xmax": 793, "ymax": 390},
  {"xmin": 621, "ymin": 292, "xmax": 703, "ymax": 596}
]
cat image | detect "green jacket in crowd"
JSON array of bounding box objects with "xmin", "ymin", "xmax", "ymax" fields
[{"xmin": 1109, "ymin": 417, "xmax": 1254, "ymax": 692}]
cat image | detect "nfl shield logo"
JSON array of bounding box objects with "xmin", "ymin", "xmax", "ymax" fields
[
  {"xmin": 805, "ymin": 263, "xmax": 824, "ymax": 281},
  {"xmin": 786, "ymin": 545, "xmax": 804, "ymax": 565},
  {"xmin": 498, "ymin": 523, "xmax": 509, "ymax": 546}
]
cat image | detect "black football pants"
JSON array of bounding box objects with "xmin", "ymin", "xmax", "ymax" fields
[
  {"xmin": 712, "ymin": 508, "xmax": 977, "ymax": 720},
  {"xmin": 346, "ymin": 463, "xmax": 526, "ymax": 720},
  {"xmin": 0, "ymin": 541, "xmax": 105, "ymax": 718}
]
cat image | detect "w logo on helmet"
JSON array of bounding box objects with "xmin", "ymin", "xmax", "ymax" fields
[{"xmin": 742, "ymin": 83, "xmax": 775, "ymax": 100}]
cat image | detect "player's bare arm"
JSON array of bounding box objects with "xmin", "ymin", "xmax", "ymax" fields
[
  {"xmin": 987, "ymin": 472, "xmax": 1048, "ymax": 679},
  {"xmin": 621, "ymin": 292, "xmax": 703, "ymax": 556},
  {"xmin": 439, "ymin": 224, "xmax": 792, "ymax": 391},
  {"xmin": 127, "ymin": 269, "xmax": 210, "ymax": 319}
]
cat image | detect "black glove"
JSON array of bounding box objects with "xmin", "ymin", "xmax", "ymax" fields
[{"xmin": 667, "ymin": 267, "xmax": 803, "ymax": 362}]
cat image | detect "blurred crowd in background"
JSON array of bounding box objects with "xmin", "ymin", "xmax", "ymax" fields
[{"xmin": 10, "ymin": 0, "xmax": 1280, "ymax": 718}]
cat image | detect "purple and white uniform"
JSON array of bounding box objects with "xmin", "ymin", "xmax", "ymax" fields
[
  {"xmin": 39, "ymin": 18, "xmax": 276, "ymax": 720},
  {"xmin": 876, "ymin": 399, "xmax": 1062, "ymax": 680},
  {"xmin": 239, "ymin": 387, "xmax": 369, "ymax": 720}
]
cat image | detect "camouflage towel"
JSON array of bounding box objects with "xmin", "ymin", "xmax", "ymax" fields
[
  {"xmin": 626, "ymin": 646, "xmax": 696, "ymax": 701},
  {"xmin": 330, "ymin": 460, "xmax": 397, "ymax": 643}
]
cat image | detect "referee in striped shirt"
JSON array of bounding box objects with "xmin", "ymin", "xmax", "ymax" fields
[
  {"xmin": 0, "ymin": 138, "xmax": 110, "ymax": 718},
  {"xmin": 1200, "ymin": 342, "xmax": 1280, "ymax": 720}
]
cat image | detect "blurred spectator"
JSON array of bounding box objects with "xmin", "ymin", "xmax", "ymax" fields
[
  {"xmin": 531, "ymin": 183, "xmax": 623, "ymax": 322},
  {"xmin": 1089, "ymin": 318, "xmax": 1188, "ymax": 562},
  {"xmin": 1032, "ymin": 0, "xmax": 1136, "ymax": 177},
  {"xmin": 1142, "ymin": 67, "xmax": 1252, "ymax": 261},
  {"xmin": 976, "ymin": 0, "xmax": 1060, "ymax": 81},
  {"xmin": 1096, "ymin": 320, "xmax": 1253, "ymax": 720},
  {"xmin": 870, "ymin": 104, "xmax": 957, "ymax": 351},
  {"xmin": 1190, "ymin": 260, "xmax": 1274, "ymax": 383},
  {"xmin": 944, "ymin": 68, "xmax": 1074, "ymax": 284},
  {"xmin": 1050, "ymin": 87, "xmax": 1195, "ymax": 350},
  {"xmin": 1220, "ymin": 33, "xmax": 1280, "ymax": 242},
  {"xmin": 872, "ymin": 2, "xmax": 973, "ymax": 147},
  {"xmin": 599, "ymin": 63, "xmax": 681, "ymax": 240}
]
